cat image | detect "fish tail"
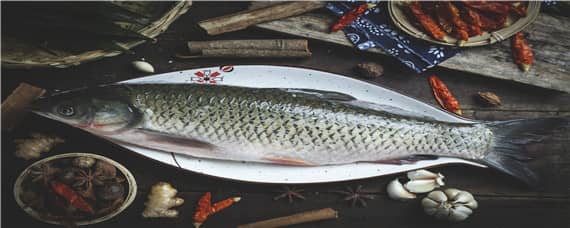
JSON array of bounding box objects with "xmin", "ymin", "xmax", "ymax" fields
[{"xmin": 481, "ymin": 117, "xmax": 569, "ymax": 187}]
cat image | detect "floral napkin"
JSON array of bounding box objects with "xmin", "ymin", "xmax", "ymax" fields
[{"xmin": 326, "ymin": 2, "xmax": 460, "ymax": 73}]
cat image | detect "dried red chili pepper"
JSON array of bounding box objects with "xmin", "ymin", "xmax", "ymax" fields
[
  {"xmin": 50, "ymin": 180, "xmax": 94, "ymax": 214},
  {"xmin": 474, "ymin": 9, "xmax": 506, "ymax": 31},
  {"xmin": 512, "ymin": 32, "xmax": 534, "ymax": 72},
  {"xmin": 463, "ymin": 6, "xmax": 483, "ymax": 36},
  {"xmin": 428, "ymin": 75, "xmax": 462, "ymax": 116},
  {"xmin": 463, "ymin": 1, "xmax": 510, "ymax": 16},
  {"xmin": 408, "ymin": 2, "xmax": 447, "ymax": 41},
  {"xmin": 330, "ymin": 3, "xmax": 376, "ymax": 33},
  {"xmin": 441, "ymin": 2, "xmax": 469, "ymax": 41},
  {"xmin": 193, "ymin": 192, "xmax": 241, "ymax": 228},
  {"xmin": 433, "ymin": 3, "xmax": 453, "ymax": 34},
  {"xmin": 193, "ymin": 192, "xmax": 212, "ymax": 228},
  {"xmin": 509, "ymin": 2, "xmax": 527, "ymax": 17},
  {"xmin": 211, "ymin": 197, "xmax": 241, "ymax": 213}
]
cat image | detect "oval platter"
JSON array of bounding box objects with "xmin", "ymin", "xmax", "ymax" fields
[
  {"xmin": 117, "ymin": 65, "xmax": 485, "ymax": 184},
  {"xmin": 388, "ymin": 1, "xmax": 540, "ymax": 47}
]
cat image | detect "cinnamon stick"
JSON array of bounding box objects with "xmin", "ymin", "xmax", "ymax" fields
[
  {"xmin": 1, "ymin": 83, "xmax": 46, "ymax": 131},
  {"xmin": 237, "ymin": 208, "xmax": 338, "ymax": 228},
  {"xmin": 198, "ymin": 1, "xmax": 325, "ymax": 35},
  {"xmin": 179, "ymin": 39, "xmax": 311, "ymax": 58}
]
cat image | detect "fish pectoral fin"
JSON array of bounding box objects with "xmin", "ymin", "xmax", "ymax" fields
[
  {"xmin": 262, "ymin": 155, "xmax": 315, "ymax": 166},
  {"xmin": 282, "ymin": 88, "xmax": 356, "ymax": 101},
  {"xmin": 370, "ymin": 155, "xmax": 439, "ymax": 165},
  {"xmin": 133, "ymin": 128, "xmax": 216, "ymax": 150}
]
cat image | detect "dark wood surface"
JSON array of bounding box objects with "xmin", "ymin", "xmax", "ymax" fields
[{"xmin": 2, "ymin": 2, "xmax": 569, "ymax": 228}]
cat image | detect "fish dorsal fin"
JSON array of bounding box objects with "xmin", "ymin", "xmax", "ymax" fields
[{"xmin": 282, "ymin": 88, "xmax": 356, "ymax": 101}]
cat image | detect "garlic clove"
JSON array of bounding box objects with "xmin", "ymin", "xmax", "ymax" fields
[
  {"xmin": 132, "ymin": 61, "xmax": 155, "ymax": 73},
  {"xmin": 426, "ymin": 190, "xmax": 448, "ymax": 203},
  {"xmin": 434, "ymin": 207, "xmax": 451, "ymax": 220},
  {"xmin": 421, "ymin": 197, "xmax": 440, "ymax": 209},
  {"xmin": 448, "ymin": 205, "xmax": 473, "ymax": 222},
  {"xmin": 451, "ymin": 191, "xmax": 476, "ymax": 205},
  {"xmin": 463, "ymin": 199, "xmax": 478, "ymax": 209},
  {"xmin": 387, "ymin": 178, "xmax": 417, "ymax": 200},
  {"xmin": 443, "ymin": 188, "xmax": 461, "ymax": 199},
  {"xmin": 407, "ymin": 169, "xmax": 439, "ymax": 180},
  {"xmin": 404, "ymin": 179, "xmax": 442, "ymax": 193}
]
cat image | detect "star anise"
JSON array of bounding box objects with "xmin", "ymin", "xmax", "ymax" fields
[
  {"xmin": 332, "ymin": 185, "xmax": 376, "ymax": 207},
  {"xmin": 73, "ymin": 169, "xmax": 105, "ymax": 192},
  {"xmin": 28, "ymin": 163, "xmax": 60, "ymax": 186},
  {"xmin": 273, "ymin": 186, "xmax": 306, "ymax": 203}
]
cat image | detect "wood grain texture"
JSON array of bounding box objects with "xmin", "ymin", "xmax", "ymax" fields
[{"xmin": 253, "ymin": 12, "xmax": 570, "ymax": 93}]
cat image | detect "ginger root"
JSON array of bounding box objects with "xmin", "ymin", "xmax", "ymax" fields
[
  {"xmin": 142, "ymin": 182, "xmax": 185, "ymax": 218},
  {"xmin": 14, "ymin": 133, "xmax": 64, "ymax": 160}
]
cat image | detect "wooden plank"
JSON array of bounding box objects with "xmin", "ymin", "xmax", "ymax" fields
[{"xmin": 253, "ymin": 13, "xmax": 570, "ymax": 93}]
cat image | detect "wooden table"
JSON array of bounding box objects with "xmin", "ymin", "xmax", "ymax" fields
[{"xmin": 2, "ymin": 2, "xmax": 569, "ymax": 228}]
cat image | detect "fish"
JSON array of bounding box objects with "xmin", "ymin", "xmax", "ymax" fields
[{"xmin": 33, "ymin": 83, "xmax": 568, "ymax": 186}]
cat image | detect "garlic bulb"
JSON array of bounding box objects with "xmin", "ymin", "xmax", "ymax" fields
[
  {"xmin": 421, "ymin": 188, "xmax": 478, "ymax": 222},
  {"xmin": 386, "ymin": 178, "xmax": 416, "ymax": 201},
  {"xmin": 403, "ymin": 169, "xmax": 445, "ymax": 193}
]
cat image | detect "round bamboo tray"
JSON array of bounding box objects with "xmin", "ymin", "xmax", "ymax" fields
[
  {"xmin": 2, "ymin": 1, "xmax": 192, "ymax": 69},
  {"xmin": 388, "ymin": 1, "xmax": 540, "ymax": 47},
  {"xmin": 14, "ymin": 153, "xmax": 137, "ymax": 226}
]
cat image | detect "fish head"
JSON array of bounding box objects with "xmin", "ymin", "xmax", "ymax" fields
[{"xmin": 33, "ymin": 86, "xmax": 140, "ymax": 134}]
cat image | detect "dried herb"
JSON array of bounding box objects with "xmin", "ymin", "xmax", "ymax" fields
[
  {"xmin": 332, "ymin": 185, "xmax": 376, "ymax": 207},
  {"xmin": 355, "ymin": 62, "xmax": 384, "ymax": 78},
  {"xmin": 29, "ymin": 163, "xmax": 60, "ymax": 186},
  {"xmin": 512, "ymin": 32, "xmax": 534, "ymax": 72},
  {"xmin": 273, "ymin": 186, "xmax": 306, "ymax": 204},
  {"xmin": 429, "ymin": 75, "xmax": 462, "ymax": 116},
  {"xmin": 330, "ymin": 3, "xmax": 376, "ymax": 32}
]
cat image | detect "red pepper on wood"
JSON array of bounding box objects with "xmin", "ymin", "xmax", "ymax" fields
[
  {"xmin": 428, "ymin": 75, "xmax": 462, "ymax": 116},
  {"xmin": 408, "ymin": 2, "xmax": 447, "ymax": 41},
  {"xmin": 330, "ymin": 3, "xmax": 376, "ymax": 33},
  {"xmin": 50, "ymin": 180, "xmax": 94, "ymax": 214},
  {"xmin": 512, "ymin": 32, "xmax": 534, "ymax": 72}
]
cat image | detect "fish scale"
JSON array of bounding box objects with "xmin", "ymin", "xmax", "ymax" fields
[{"xmin": 123, "ymin": 84, "xmax": 493, "ymax": 164}]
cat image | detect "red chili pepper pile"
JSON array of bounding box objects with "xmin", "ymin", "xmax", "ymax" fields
[{"xmin": 407, "ymin": 1, "xmax": 528, "ymax": 43}]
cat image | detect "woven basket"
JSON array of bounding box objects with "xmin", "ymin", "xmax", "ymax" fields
[
  {"xmin": 388, "ymin": 1, "xmax": 540, "ymax": 47},
  {"xmin": 2, "ymin": 1, "xmax": 192, "ymax": 69}
]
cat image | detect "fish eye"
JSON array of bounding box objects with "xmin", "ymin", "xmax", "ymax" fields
[{"xmin": 57, "ymin": 105, "xmax": 76, "ymax": 117}]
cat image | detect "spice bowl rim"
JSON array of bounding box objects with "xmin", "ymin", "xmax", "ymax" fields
[{"xmin": 14, "ymin": 152, "xmax": 137, "ymax": 226}]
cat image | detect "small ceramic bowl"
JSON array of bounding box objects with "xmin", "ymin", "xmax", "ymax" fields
[{"xmin": 14, "ymin": 153, "xmax": 137, "ymax": 226}]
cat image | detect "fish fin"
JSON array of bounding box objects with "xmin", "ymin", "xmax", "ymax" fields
[
  {"xmin": 262, "ymin": 155, "xmax": 315, "ymax": 166},
  {"xmin": 371, "ymin": 155, "xmax": 439, "ymax": 165},
  {"xmin": 282, "ymin": 89, "xmax": 356, "ymax": 101},
  {"xmin": 342, "ymin": 100, "xmax": 435, "ymax": 120},
  {"xmin": 481, "ymin": 117, "xmax": 569, "ymax": 187},
  {"xmin": 132, "ymin": 128, "xmax": 217, "ymax": 150}
]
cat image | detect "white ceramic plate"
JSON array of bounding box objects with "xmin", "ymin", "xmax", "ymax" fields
[{"xmin": 118, "ymin": 65, "xmax": 486, "ymax": 184}]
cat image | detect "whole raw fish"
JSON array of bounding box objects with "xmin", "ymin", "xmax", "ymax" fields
[{"xmin": 33, "ymin": 84, "xmax": 567, "ymax": 185}]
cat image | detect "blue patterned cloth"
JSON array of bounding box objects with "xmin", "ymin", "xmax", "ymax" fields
[{"xmin": 327, "ymin": 2, "xmax": 460, "ymax": 73}]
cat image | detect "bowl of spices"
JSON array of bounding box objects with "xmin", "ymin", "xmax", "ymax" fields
[{"xmin": 14, "ymin": 153, "xmax": 137, "ymax": 226}]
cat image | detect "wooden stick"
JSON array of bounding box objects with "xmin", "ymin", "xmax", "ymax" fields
[
  {"xmin": 187, "ymin": 39, "xmax": 309, "ymax": 54},
  {"xmin": 1, "ymin": 83, "xmax": 46, "ymax": 131},
  {"xmin": 198, "ymin": 1, "xmax": 325, "ymax": 35},
  {"xmin": 237, "ymin": 208, "xmax": 338, "ymax": 228}
]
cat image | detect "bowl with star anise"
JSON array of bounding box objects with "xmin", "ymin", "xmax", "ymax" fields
[{"xmin": 14, "ymin": 153, "xmax": 137, "ymax": 226}]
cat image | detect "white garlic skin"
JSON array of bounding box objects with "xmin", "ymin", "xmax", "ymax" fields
[
  {"xmin": 132, "ymin": 61, "xmax": 155, "ymax": 73},
  {"xmin": 403, "ymin": 169, "xmax": 445, "ymax": 193},
  {"xmin": 386, "ymin": 178, "xmax": 416, "ymax": 201},
  {"xmin": 421, "ymin": 188, "xmax": 478, "ymax": 222}
]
